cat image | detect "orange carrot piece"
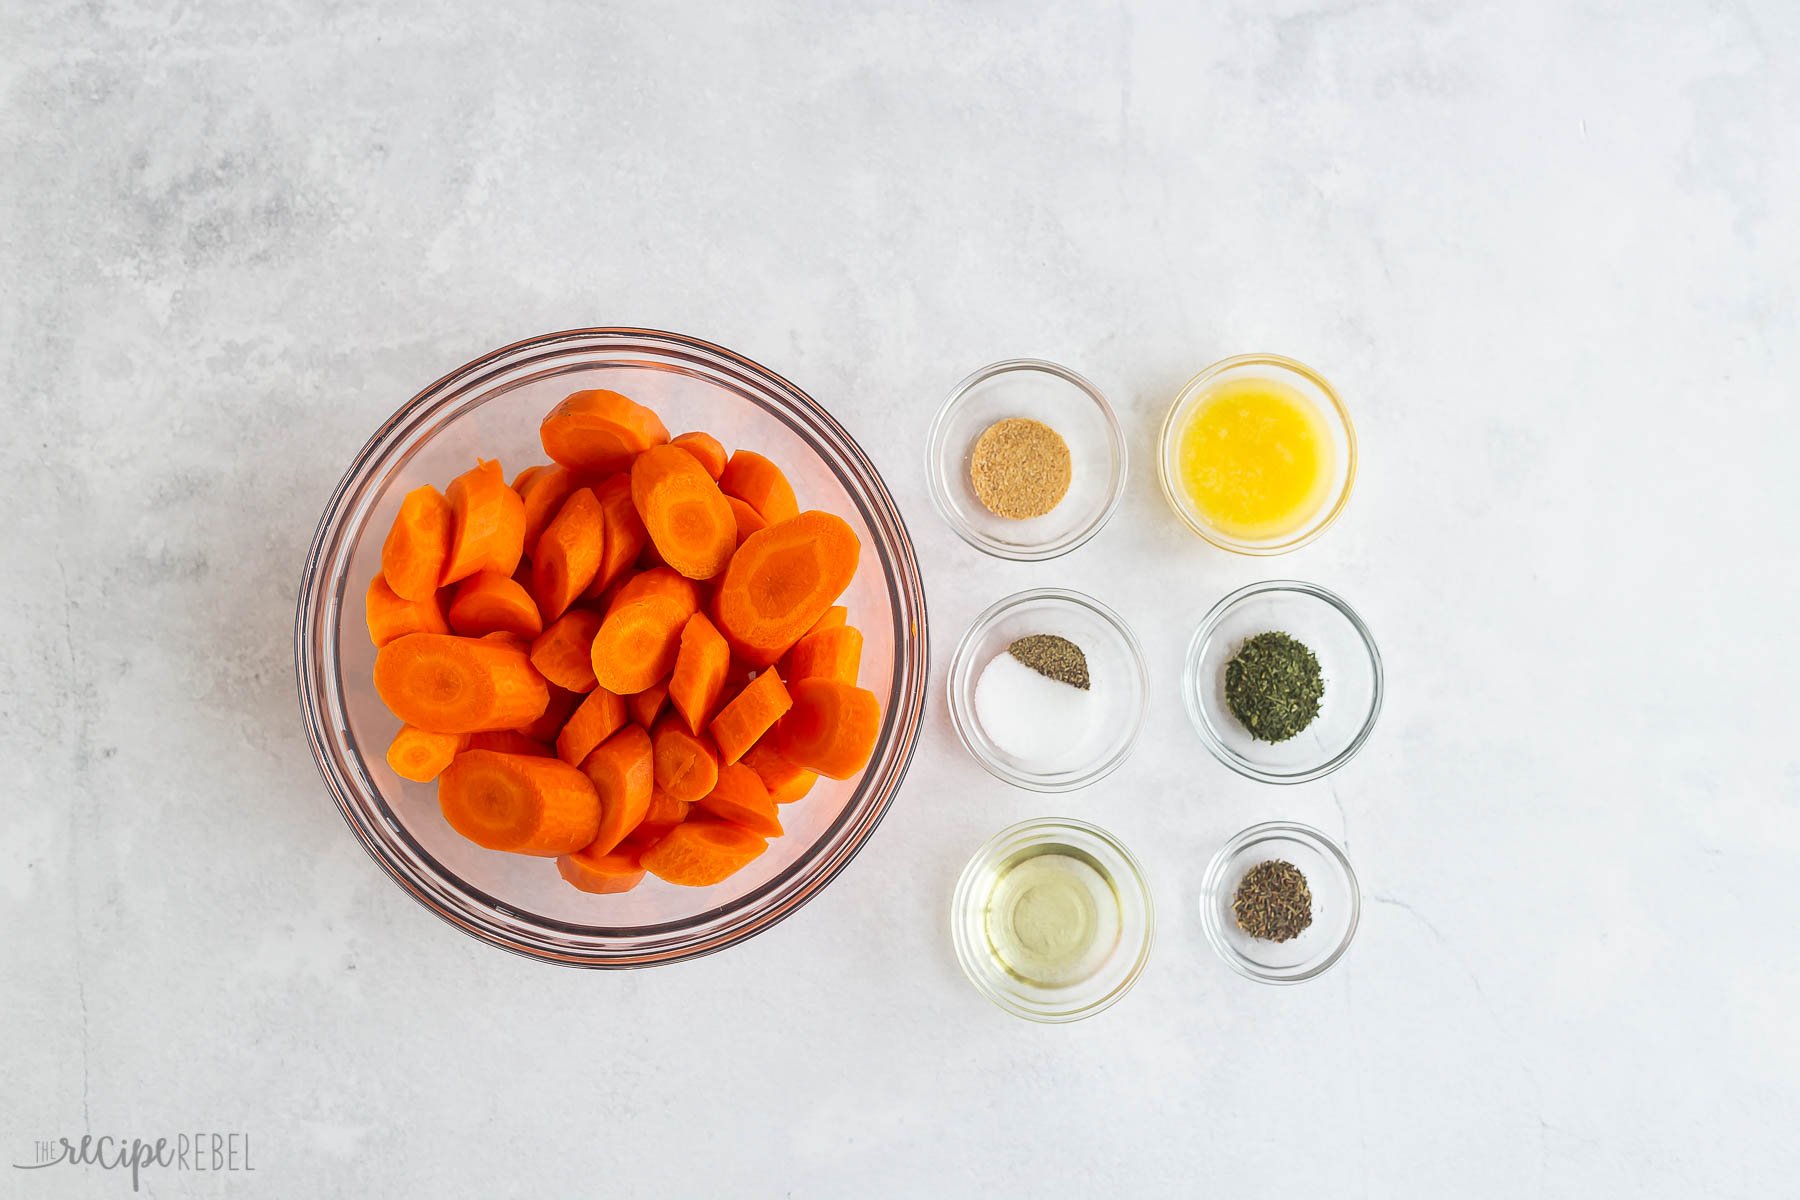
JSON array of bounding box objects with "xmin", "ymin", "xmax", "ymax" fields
[
  {"xmin": 712, "ymin": 511, "xmax": 860, "ymax": 666},
  {"xmin": 670, "ymin": 431, "xmax": 727, "ymax": 479},
  {"xmin": 627, "ymin": 679, "xmax": 670, "ymax": 729},
  {"xmin": 630, "ymin": 444, "xmax": 737, "ymax": 581},
  {"xmin": 805, "ymin": 605, "xmax": 847, "ymax": 637},
  {"xmin": 775, "ymin": 678, "xmax": 881, "ymax": 780},
  {"xmin": 511, "ymin": 464, "xmax": 544, "ymax": 491},
  {"xmin": 442, "ymin": 459, "xmax": 527, "ymax": 585},
  {"xmin": 604, "ymin": 566, "xmax": 700, "ymax": 621},
  {"xmin": 529, "ymin": 609, "xmax": 605, "ymax": 693},
  {"xmin": 519, "ymin": 684, "xmax": 582, "ymax": 744},
  {"xmin": 590, "ymin": 596, "xmax": 687, "ymax": 695},
  {"xmin": 696, "ymin": 764, "xmax": 783, "ymax": 837},
  {"xmin": 374, "ymin": 633, "xmax": 549, "ymax": 733},
  {"xmin": 366, "ymin": 575, "xmax": 450, "ymax": 647},
  {"xmin": 540, "ymin": 389, "xmax": 669, "ymax": 474},
  {"xmin": 740, "ymin": 741, "xmax": 818, "ymax": 804},
  {"xmin": 781, "ymin": 624, "xmax": 864, "ymax": 686},
  {"xmin": 386, "ymin": 726, "xmax": 465, "ymax": 783},
  {"xmin": 720, "ymin": 449, "xmax": 799, "ymax": 523},
  {"xmin": 555, "ymin": 686, "xmax": 627, "ymax": 766},
  {"xmin": 709, "ymin": 669, "xmax": 793, "ymax": 765},
  {"xmin": 438, "ymin": 749, "xmax": 599, "ymax": 855},
  {"xmin": 557, "ymin": 842, "xmax": 646, "ymax": 894},
  {"xmin": 643, "ymin": 787, "xmax": 692, "ymax": 828},
  {"xmin": 517, "ymin": 464, "xmax": 582, "ymax": 558},
  {"xmin": 669, "ymin": 612, "xmax": 730, "ymax": 735},
  {"xmin": 726, "ymin": 495, "xmax": 767, "ymax": 547},
  {"xmin": 480, "ymin": 630, "xmax": 532, "ymax": 654},
  {"xmin": 641, "ymin": 820, "xmax": 768, "ymax": 887},
  {"xmin": 577, "ymin": 724, "xmax": 654, "ymax": 855},
  {"xmin": 381, "ymin": 484, "xmax": 454, "ymax": 601},
  {"xmin": 447, "ymin": 569, "xmax": 544, "ymax": 640},
  {"xmin": 466, "ymin": 729, "xmax": 554, "ymax": 756},
  {"xmin": 652, "ymin": 717, "xmax": 720, "ymax": 803},
  {"xmin": 532, "ymin": 487, "xmax": 605, "ymax": 621},
  {"xmin": 583, "ymin": 473, "xmax": 648, "ymax": 598}
]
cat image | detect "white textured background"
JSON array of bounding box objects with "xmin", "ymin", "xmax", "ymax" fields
[{"xmin": 4, "ymin": 2, "xmax": 1798, "ymax": 1196}]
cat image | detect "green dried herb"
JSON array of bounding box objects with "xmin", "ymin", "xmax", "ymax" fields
[
  {"xmin": 1224, "ymin": 631, "xmax": 1323, "ymax": 743},
  {"xmin": 1232, "ymin": 859, "xmax": 1313, "ymax": 942},
  {"xmin": 1008, "ymin": 634, "xmax": 1089, "ymax": 690}
]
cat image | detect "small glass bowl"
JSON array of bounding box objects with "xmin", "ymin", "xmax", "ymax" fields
[
  {"xmin": 1200, "ymin": 821, "xmax": 1359, "ymax": 984},
  {"xmin": 926, "ymin": 359, "xmax": 1127, "ymax": 560},
  {"xmin": 1184, "ymin": 580, "xmax": 1382, "ymax": 785},
  {"xmin": 951, "ymin": 818, "xmax": 1155, "ymax": 1022},
  {"xmin": 948, "ymin": 589, "xmax": 1148, "ymax": 791},
  {"xmin": 1158, "ymin": 353, "xmax": 1356, "ymax": 555}
]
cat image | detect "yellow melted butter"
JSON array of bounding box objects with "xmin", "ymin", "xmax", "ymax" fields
[{"xmin": 1175, "ymin": 377, "xmax": 1334, "ymax": 539}]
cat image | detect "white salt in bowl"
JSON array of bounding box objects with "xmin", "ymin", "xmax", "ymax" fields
[{"xmin": 947, "ymin": 589, "xmax": 1148, "ymax": 792}]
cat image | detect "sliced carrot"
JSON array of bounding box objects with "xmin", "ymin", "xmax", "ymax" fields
[
  {"xmin": 517, "ymin": 464, "xmax": 582, "ymax": 557},
  {"xmin": 774, "ymin": 678, "xmax": 881, "ymax": 780},
  {"xmin": 555, "ymin": 686, "xmax": 627, "ymax": 766},
  {"xmin": 604, "ymin": 566, "xmax": 700, "ymax": 621},
  {"xmin": 740, "ymin": 741, "xmax": 818, "ymax": 804},
  {"xmin": 466, "ymin": 729, "xmax": 554, "ymax": 756},
  {"xmin": 726, "ymin": 495, "xmax": 767, "ymax": 546},
  {"xmin": 712, "ymin": 511, "xmax": 860, "ymax": 666},
  {"xmin": 627, "ymin": 679, "xmax": 670, "ymax": 729},
  {"xmin": 519, "ymin": 684, "xmax": 582, "ymax": 744},
  {"xmin": 670, "ymin": 431, "xmax": 727, "ymax": 479},
  {"xmin": 381, "ymin": 484, "xmax": 454, "ymax": 601},
  {"xmin": 531, "ymin": 486, "xmax": 605, "ymax": 621},
  {"xmin": 480, "ymin": 630, "xmax": 532, "ymax": 654},
  {"xmin": 442, "ymin": 459, "xmax": 526, "ymax": 585},
  {"xmin": 696, "ymin": 762, "xmax": 784, "ymax": 837},
  {"xmin": 438, "ymin": 749, "xmax": 599, "ymax": 855},
  {"xmin": 374, "ymin": 632, "xmax": 549, "ymax": 733},
  {"xmin": 590, "ymin": 596, "xmax": 687, "ymax": 695},
  {"xmin": 643, "ymin": 787, "xmax": 692, "ymax": 828},
  {"xmin": 652, "ymin": 717, "xmax": 720, "ymax": 803},
  {"xmin": 577, "ymin": 724, "xmax": 654, "ymax": 855},
  {"xmin": 540, "ymin": 389, "xmax": 669, "ymax": 473},
  {"xmin": 584, "ymin": 473, "xmax": 649, "ymax": 597},
  {"xmin": 709, "ymin": 669, "xmax": 793, "ymax": 765},
  {"xmin": 669, "ymin": 612, "xmax": 730, "ymax": 735},
  {"xmin": 366, "ymin": 575, "xmax": 449, "ymax": 647},
  {"xmin": 511, "ymin": 464, "xmax": 544, "ymax": 491},
  {"xmin": 556, "ymin": 843, "xmax": 646, "ymax": 894},
  {"xmin": 529, "ymin": 609, "xmax": 605, "ymax": 693},
  {"xmin": 781, "ymin": 623, "xmax": 864, "ymax": 686},
  {"xmin": 641, "ymin": 820, "xmax": 768, "ymax": 887},
  {"xmin": 805, "ymin": 605, "xmax": 847, "ymax": 637},
  {"xmin": 447, "ymin": 569, "xmax": 544, "ymax": 640},
  {"xmin": 386, "ymin": 726, "xmax": 465, "ymax": 783},
  {"xmin": 720, "ymin": 449, "xmax": 799, "ymax": 523},
  {"xmin": 631, "ymin": 444, "xmax": 736, "ymax": 581}
]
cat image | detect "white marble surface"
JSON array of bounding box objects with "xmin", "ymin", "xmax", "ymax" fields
[{"xmin": 4, "ymin": 1, "xmax": 1798, "ymax": 1195}]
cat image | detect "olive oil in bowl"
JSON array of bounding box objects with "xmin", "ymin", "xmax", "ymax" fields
[{"xmin": 951, "ymin": 818, "xmax": 1155, "ymax": 1022}]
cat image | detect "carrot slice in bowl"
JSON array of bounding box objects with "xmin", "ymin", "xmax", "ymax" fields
[
  {"xmin": 640, "ymin": 820, "xmax": 768, "ymax": 888},
  {"xmin": 366, "ymin": 575, "xmax": 449, "ymax": 647},
  {"xmin": 577, "ymin": 724, "xmax": 654, "ymax": 855},
  {"xmin": 774, "ymin": 678, "xmax": 881, "ymax": 780},
  {"xmin": 711, "ymin": 511, "xmax": 860, "ymax": 666},
  {"xmin": 709, "ymin": 668, "xmax": 792, "ymax": 765},
  {"xmin": 557, "ymin": 843, "xmax": 646, "ymax": 894},
  {"xmin": 532, "ymin": 486, "xmax": 605, "ymax": 621},
  {"xmin": 540, "ymin": 390, "xmax": 669, "ymax": 473},
  {"xmin": 720, "ymin": 449, "xmax": 799, "ymax": 523},
  {"xmin": 695, "ymin": 763, "xmax": 783, "ymax": 838},
  {"xmin": 631, "ymin": 444, "xmax": 736, "ymax": 581},
  {"xmin": 438, "ymin": 749, "xmax": 600, "ymax": 855},
  {"xmin": 447, "ymin": 569, "xmax": 544, "ymax": 640},
  {"xmin": 670, "ymin": 431, "xmax": 727, "ymax": 479},
  {"xmin": 381, "ymin": 484, "xmax": 453, "ymax": 601},
  {"xmin": 442, "ymin": 459, "xmax": 526, "ymax": 585},
  {"xmin": 374, "ymin": 633, "xmax": 549, "ymax": 733}
]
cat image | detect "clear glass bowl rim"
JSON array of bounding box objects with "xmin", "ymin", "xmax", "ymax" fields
[
  {"xmin": 294, "ymin": 327, "xmax": 930, "ymax": 968},
  {"xmin": 925, "ymin": 357, "xmax": 1128, "ymax": 561},
  {"xmin": 1157, "ymin": 352, "xmax": 1357, "ymax": 556},
  {"xmin": 1183, "ymin": 578, "xmax": 1383, "ymax": 785},
  {"xmin": 1198, "ymin": 820, "xmax": 1361, "ymax": 985},
  {"xmin": 946, "ymin": 587, "xmax": 1149, "ymax": 792},
  {"xmin": 950, "ymin": 817, "xmax": 1156, "ymax": 1022}
]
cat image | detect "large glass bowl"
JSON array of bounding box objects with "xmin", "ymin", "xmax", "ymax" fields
[{"xmin": 295, "ymin": 329, "xmax": 929, "ymax": 968}]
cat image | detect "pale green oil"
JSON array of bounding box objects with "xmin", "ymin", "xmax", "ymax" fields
[{"xmin": 983, "ymin": 848, "xmax": 1122, "ymax": 987}]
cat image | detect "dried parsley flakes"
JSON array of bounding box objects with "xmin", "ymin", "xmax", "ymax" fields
[{"xmin": 1224, "ymin": 631, "xmax": 1324, "ymax": 743}]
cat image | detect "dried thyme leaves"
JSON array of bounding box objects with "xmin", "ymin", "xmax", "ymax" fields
[
  {"xmin": 1232, "ymin": 859, "xmax": 1313, "ymax": 942},
  {"xmin": 1008, "ymin": 634, "xmax": 1090, "ymax": 690},
  {"xmin": 1224, "ymin": 631, "xmax": 1324, "ymax": 743}
]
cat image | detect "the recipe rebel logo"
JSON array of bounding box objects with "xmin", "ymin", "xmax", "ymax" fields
[{"xmin": 11, "ymin": 1130, "xmax": 255, "ymax": 1192}]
